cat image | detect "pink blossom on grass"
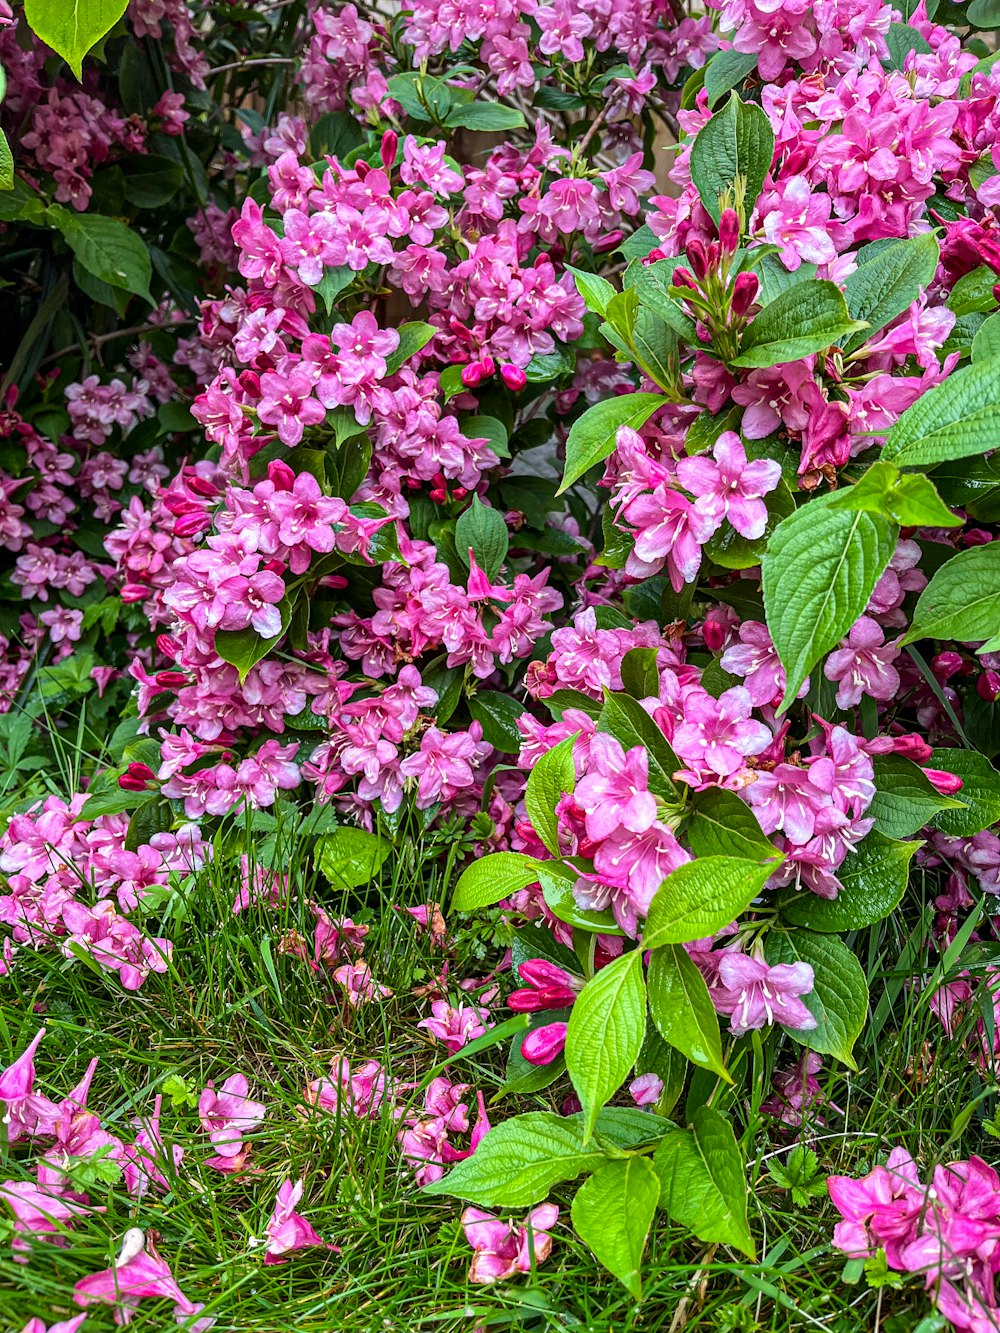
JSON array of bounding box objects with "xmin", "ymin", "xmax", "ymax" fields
[
  {"xmin": 461, "ymin": 1204, "xmax": 559, "ymax": 1283},
  {"xmin": 263, "ymin": 1178, "xmax": 339, "ymax": 1263}
]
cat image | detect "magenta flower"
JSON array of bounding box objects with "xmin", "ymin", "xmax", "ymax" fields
[
  {"xmin": 761, "ymin": 176, "xmax": 839, "ymax": 271},
  {"xmin": 712, "ymin": 950, "xmax": 817, "ymax": 1036},
  {"xmin": 720, "ymin": 620, "xmax": 800, "ymax": 708},
  {"xmin": 121, "ymin": 1095, "xmax": 183, "ymax": 1199},
  {"xmin": 672, "ymin": 685, "xmax": 771, "ymax": 780},
  {"xmin": 461, "ymin": 1204, "xmax": 559, "ymax": 1283},
  {"xmin": 74, "ymin": 1228, "xmax": 211, "ymax": 1328},
  {"xmin": 574, "ymin": 733, "xmax": 658, "ymax": 841},
  {"xmin": 0, "ymin": 1027, "xmax": 59, "ymax": 1144},
  {"xmin": 827, "ymin": 1149, "xmax": 924, "ymax": 1264},
  {"xmin": 418, "ymin": 999, "xmax": 491, "ymax": 1053},
  {"xmin": 198, "ymin": 1073, "xmax": 266, "ymax": 1158},
  {"xmin": 676, "ymin": 433, "xmax": 782, "ymax": 540},
  {"xmin": 623, "ymin": 485, "xmax": 715, "ymax": 591},
  {"xmin": 263, "ymin": 1178, "xmax": 339, "ymax": 1264},
  {"xmin": 824, "ymin": 615, "xmax": 901, "ymax": 709},
  {"xmin": 629, "ymin": 1072, "xmax": 664, "ymax": 1106},
  {"xmin": 1, "ymin": 1179, "xmax": 95, "ymax": 1259},
  {"xmin": 21, "ymin": 1317, "xmax": 87, "ymax": 1333},
  {"xmin": 521, "ymin": 1022, "xmax": 568, "ymax": 1066},
  {"xmin": 256, "ymin": 368, "xmax": 325, "ymax": 447}
]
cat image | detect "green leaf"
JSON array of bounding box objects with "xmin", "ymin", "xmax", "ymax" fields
[
  {"xmin": 732, "ymin": 280, "xmax": 866, "ymax": 368},
  {"xmin": 972, "ymin": 312, "xmax": 1000, "ymax": 362},
  {"xmin": 317, "ymin": 826, "xmax": 390, "ymax": 888},
  {"xmin": 684, "ymin": 786, "xmax": 779, "ymax": 861},
  {"xmin": 455, "ymin": 496, "xmax": 509, "ymax": 580},
  {"xmin": 689, "ymin": 92, "xmax": 774, "ymax": 225},
  {"xmin": 314, "ymin": 266, "xmax": 355, "ymax": 314},
  {"xmin": 868, "ymin": 753, "xmax": 967, "ymax": 838},
  {"xmin": 215, "ymin": 600, "xmax": 293, "ymax": 684},
  {"xmin": 597, "ymin": 689, "xmax": 679, "ymax": 800},
  {"xmin": 883, "ymin": 357, "xmax": 1000, "ymax": 467},
  {"xmin": 525, "ymin": 733, "xmax": 577, "ymax": 856},
  {"xmin": 648, "ymin": 944, "xmax": 730, "ymax": 1081},
  {"xmin": 446, "ymin": 102, "xmax": 526, "ymax": 131},
  {"xmin": 537, "ymin": 861, "xmax": 625, "ymax": 936},
  {"xmin": 422, "ymin": 1111, "xmax": 607, "ymax": 1205},
  {"xmin": 625, "ymin": 257, "xmax": 698, "ymax": 341},
  {"xmin": 467, "ymin": 691, "xmax": 526, "ymax": 753},
  {"xmin": 309, "ymin": 111, "xmax": 365, "ymax": 161},
  {"xmin": 929, "ymin": 748, "xmax": 1000, "ymax": 836},
  {"xmin": 558, "ymin": 393, "xmax": 667, "ymax": 494},
  {"xmin": 763, "ymin": 929, "xmax": 868, "ymax": 1069},
  {"xmin": 828, "ymin": 462, "xmax": 960, "ymax": 528},
  {"xmin": 0, "ymin": 129, "xmax": 12, "ymax": 191},
  {"xmin": 643, "ymin": 857, "xmax": 778, "ymax": 949},
  {"xmin": 948, "ymin": 265, "xmax": 998, "ymax": 317},
  {"xmin": 572, "ymin": 1158, "xmax": 660, "ymax": 1298},
  {"xmin": 843, "ymin": 235, "xmax": 940, "ymax": 353},
  {"xmin": 384, "ymin": 321, "xmax": 436, "ymax": 376},
  {"xmin": 703, "ymin": 51, "xmax": 758, "ymax": 109},
  {"xmin": 762, "ymin": 494, "xmax": 897, "ymax": 711},
  {"xmin": 969, "ymin": 0, "xmax": 1000, "ymax": 24},
  {"xmin": 566, "ymin": 265, "xmax": 618, "ymax": 317},
  {"xmin": 23, "ymin": 0, "xmax": 128, "ymax": 78},
  {"xmin": 119, "ymin": 156, "xmax": 185, "ymax": 209},
  {"xmin": 778, "ymin": 831, "xmax": 920, "ymax": 931},
  {"xmin": 902, "ymin": 544, "xmax": 1000, "ymax": 646},
  {"xmin": 51, "ymin": 209, "xmax": 153, "ymax": 302},
  {"xmin": 463, "ymin": 414, "xmax": 509, "ymax": 460},
  {"xmin": 620, "ymin": 647, "xmax": 661, "ymax": 699},
  {"xmin": 653, "ymin": 1106, "xmax": 755, "ymax": 1259},
  {"xmin": 566, "ymin": 949, "xmax": 646, "ymax": 1140},
  {"xmin": 882, "ymin": 22, "xmax": 933, "ymax": 67},
  {"xmin": 755, "ymin": 254, "xmax": 817, "ymax": 307},
  {"xmin": 451, "ymin": 852, "xmax": 541, "ymax": 912}
]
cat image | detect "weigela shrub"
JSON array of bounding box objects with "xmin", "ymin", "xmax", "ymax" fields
[{"xmin": 5, "ymin": 0, "xmax": 1000, "ymax": 1323}]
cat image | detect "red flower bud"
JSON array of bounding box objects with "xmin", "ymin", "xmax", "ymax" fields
[
  {"xmin": 672, "ymin": 267, "xmax": 699, "ymax": 291},
  {"xmin": 979, "ymin": 670, "xmax": 1000, "ymax": 703},
  {"xmin": 380, "ymin": 130, "xmax": 398, "ymax": 171},
  {"xmin": 891, "ymin": 733, "xmax": 934, "ymax": 762},
  {"xmin": 479, "ymin": 355, "xmax": 496, "ymax": 379},
  {"xmin": 965, "ymin": 529, "xmax": 994, "ymax": 546},
  {"xmin": 686, "ymin": 238, "xmax": 710, "ymax": 280},
  {"xmin": 238, "ymin": 369, "xmax": 261, "ymax": 396},
  {"xmin": 646, "ymin": 247, "xmax": 666, "ymax": 264},
  {"xmin": 120, "ymin": 582, "xmax": 151, "ymax": 603},
  {"xmin": 186, "ymin": 475, "xmax": 219, "ymax": 498},
  {"xmin": 174, "ymin": 513, "xmax": 211, "ymax": 539},
  {"xmin": 730, "ymin": 270, "xmax": 760, "ymax": 317},
  {"xmin": 267, "ymin": 459, "xmax": 296, "ymax": 490},
  {"xmin": 156, "ymin": 634, "xmax": 179, "ymax": 659},
  {"xmin": 355, "ymin": 159, "xmax": 369, "ymax": 179},
  {"xmin": 931, "ymin": 651, "xmax": 964, "ymax": 681},
  {"xmin": 155, "ymin": 671, "xmax": 189, "ymax": 688},
  {"xmin": 703, "ymin": 619, "xmax": 727, "ymax": 653}
]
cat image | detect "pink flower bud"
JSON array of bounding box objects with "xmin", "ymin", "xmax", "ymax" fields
[
  {"xmin": 629, "ymin": 1072, "xmax": 664, "ymax": 1106},
  {"xmin": 155, "ymin": 671, "xmax": 188, "ymax": 688},
  {"xmin": 593, "ymin": 229, "xmax": 624, "ymax": 254},
  {"xmin": 186, "ymin": 475, "xmax": 219, "ymax": 498},
  {"xmin": 965, "ymin": 529, "xmax": 994, "ymax": 546},
  {"xmin": 380, "ymin": 130, "xmax": 398, "ymax": 171},
  {"xmin": 686, "ymin": 238, "xmax": 710, "ymax": 280},
  {"xmin": 501, "ymin": 364, "xmax": 527, "ymax": 391},
  {"xmin": 890, "ymin": 733, "xmax": 934, "ymax": 762},
  {"xmin": 646, "ymin": 247, "xmax": 666, "ymax": 264},
  {"xmin": 521, "ymin": 1021, "xmax": 568, "ymax": 1066},
  {"xmin": 718, "ymin": 208, "xmax": 740, "ymax": 255},
  {"xmin": 922, "ymin": 767, "xmax": 964, "ymax": 796},
  {"xmin": 730, "ymin": 271, "xmax": 759, "ymax": 317},
  {"xmin": 479, "ymin": 355, "xmax": 495, "ymax": 379},
  {"xmin": 979, "ymin": 670, "xmax": 1000, "ymax": 702},
  {"xmin": 672, "ymin": 267, "xmax": 699, "ymax": 291},
  {"xmin": 461, "ymin": 362, "xmax": 484, "ymax": 389},
  {"xmin": 517, "ymin": 959, "xmax": 578, "ymax": 990},
  {"xmin": 703, "ymin": 618, "xmax": 726, "ymax": 653},
  {"xmin": 174, "ymin": 512, "xmax": 211, "ymax": 539},
  {"xmin": 931, "ymin": 651, "xmax": 964, "ymax": 681},
  {"xmin": 120, "ymin": 582, "xmax": 151, "ymax": 603},
  {"xmin": 267, "ymin": 460, "xmax": 296, "ymax": 490},
  {"xmin": 238, "ymin": 369, "xmax": 261, "ymax": 396},
  {"xmin": 156, "ymin": 634, "xmax": 179, "ymax": 659},
  {"xmin": 355, "ymin": 159, "xmax": 370, "ymax": 179}
]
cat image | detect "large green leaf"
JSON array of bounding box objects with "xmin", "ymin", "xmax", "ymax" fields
[
  {"xmin": 643, "ymin": 857, "xmax": 778, "ymax": 948},
  {"xmin": 843, "ymin": 235, "xmax": 940, "ymax": 353},
  {"xmin": 525, "ymin": 733, "xmax": 577, "ymax": 856},
  {"xmin": 762, "ymin": 494, "xmax": 897, "ymax": 711},
  {"xmin": 929, "ymin": 748, "xmax": 1000, "ymax": 837},
  {"xmin": 868, "ymin": 754, "xmax": 967, "ymax": 838},
  {"xmin": 684, "ymin": 786, "xmax": 778, "ymax": 861},
  {"xmin": 902, "ymin": 544, "xmax": 1000, "ymax": 646},
  {"xmin": 317, "ymin": 827, "xmax": 391, "ymax": 889},
  {"xmin": 558, "ymin": 393, "xmax": 667, "ymax": 494},
  {"xmin": 455, "ymin": 496, "xmax": 508, "ymax": 579},
  {"xmin": 566, "ymin": 949, "xmax": 647, "ymax": 1140},
  {"xmin": 763, "ymin": 929, "xmax": 868, "ymax": 1069},
  {"xmin": 451, "ymin": 852, "xmax": 542, "ymax": 912},
  {"xmin": 422, "ymin": 1112, "xmax": 607, "ymax": 1205},
  {"xmin": 882, "ymin": 357, "xmax": 1000, "ymax": 466},
  {"xmin": 24, "ymin": 0, "xmax": 128, "ymax": 78},
  {"xmin": 653, "ymin": 1106, "xmax": 755, "ymax": 1258},
  {"xmin": 732, "ymin": 281, "xmax": 866, "ymax": 369},
  {"xmin": 777, "ymin": 831, "xmax": 919, "ymax": 931},
  {"xmin": 572, "ymin": 1158, "xmax": 661, "ymax": 1298},
  {"xmin": 648, "ymin": 944, "xmax": 730, "ymax": 1081},
  {"xmin": 689, "ymin": 92, "xmax": 774, "ymax": 224},
  {"xmin": 0, "ymin": 129, "xmax": 13, "ymax": 191},
  {"xmin": 50, "ymin": 209, "xmax": 153, "ymax": 302}
]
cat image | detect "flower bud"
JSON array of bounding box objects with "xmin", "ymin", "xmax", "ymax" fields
[
  {"xmin": 380, "ymin": 129, "xmax": 398, "ymax": 171},
  {"xmin": 174, "ymin": 512, "xmax": 211, "ymax": 539},
  {"xmin": 672, "ymin": 267, "xmax": 699, "ymax": 291},
  {"xmin": 155, "ymin": 671, "xmax": 189, "ymax": 688},
  {"xmin": 156, "ymin": 634, "xmax": 179, "ymax": 659},
  {"xmin": 521, "ymin": 1021, "xmax": 568, "ymax": 1066},
  {"xmin": 730, "ymin": 270, "xmax": 760, "ymax": 317},
  {"xmin": 461, "ymin": 362, "xmax": 484, "ymax": 389},
  {"xmin": 593, "ymin": 228, "xmax": 624, "ymax": 254},
  {"xmin": 517, "ymin": 959, "xmax": 578, "ymax": 991},
  {"xmin": 186, "ymin": 475, "xmax": 219, "ymax": 498},
  {"xmin": 718, "ymin": 208, "xmax": 740, "ymax": 255},
  {"xmin": 267, "ymin": 459, "xmax": 296, "ymax": 490},
  {"xmin": 965, "ymin": 529, "xmax": 994, "ymax": 546},
  {"xmin": 501, "ymin": 364, "xmax": 527, "ymax": 391},
  {"xmin": 120, "ymin": 582, "xmax": 151, "ymax": 603},
  {"xmin": 238, "ymin": 369, "xmax": 261, "ymax": 396},
  {"xmin": 922, "ymin": 767, "xmax": 965, "ymax": 796},
  {"xmin": 355, "ymin": 159, "xmax": 369, "ymax": 179},
  {"xmin": 686, "ymin": 238, "xmax": 710, "ymax": 280},
  {"xmin": 646, "ymin": 247, "xmax": 666, "ymax": 264},
  {"xmin": 479, "ymin": 355, "xmax": 495, "ymax": 379},
  {"xmin": 931, "ymin": 651, "xmax": 964, "ymax": 681},
  {"xmin": 629, "ymin": 1072, "xmax": 664, "ymax": 1107},
  {"xmin": 979, "ymin": 670, "xmax": 1000, "ymax": 702},
  {"xmin": 891, "ymin": 733, "xmax": 934, "ymax": 762},
  {"xmin": 703, "ymin": 618, "xmax": 727, "ymax": 653}
]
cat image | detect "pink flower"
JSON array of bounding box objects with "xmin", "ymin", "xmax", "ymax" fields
[
  {"xmin": 332, "ymin": 959, "xmax": 393, "ymax": 1007},
  {"xmin": 418, "ymin": 999, "xmax": 492, "ymax": 1052},
  {"xmin": 761, "ymin": 177, "xmax": 840, "ymax": 271},
  {"xmin": 629, "ymin": 1072, "xmax": 664, "ymax": 1106},
  {"xmin": 521, "ymin": 1022, "xmax": 568, "ymax": 1066},
  {"xmin": 263, "ymin": 1178, "xmax": 338, "ymax": 1264},
  {"xmin": 676, "ymin": 433, "xmax": 782, "ymax": 540},
  {"xmin": 21, "ymin": 1318, "xmax": 87, "ymax": 1333},
  {"xmin": 574, "ymin": 733, "xmax": 658, "ymax": 841},
  {"xmin": 824, "ymin": 615, "xmax": 901, "ymax": 709},
  {"xmin": 712, "ymin": 950, "xmax": 817, "ymax": 1037},
  {"xmin": 461, "ymin": 1204, "xmax": 559, "ymax": 1283},
  {"xmin": 1, "ymin": 1179, "xmax": 95, "ymax": 1259},
  {"xmin": 721, "ymin": 620, "xmax": 800, "ymax": 708},
  {"xmin": 672, "ymin": 685, "xmax": 771, "ymax": 780},
  {"xmin": 198, "ymin": 1073, "xmax": 266, "ymax": 1158},
  {"xmin": 74, "ymin": 1229, "xmax": 211, "ymax": 1329},
  {"xmin": 827, "ymin": 1149, "xmax": 925, "ymax": 1265},
  {"xmin": 0, "ymin": 1028, "xmax": 59, "ymax": 1144}
]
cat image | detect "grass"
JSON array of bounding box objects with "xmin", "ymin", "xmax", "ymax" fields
[{"xmin": 3, "ymin": 814, "xmax": 999, "ymax": 1332}]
